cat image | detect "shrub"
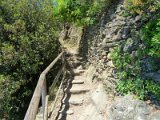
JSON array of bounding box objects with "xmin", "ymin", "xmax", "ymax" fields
[
  {"xmin": 124, "ymin": 0, "xmax": 160, "ymax": 15},
  {"xmin": 111, "ymin": 0, "xmax": 160, "ymax": 101},
  {"xmin": 0, "ymin": 0, "xmax": 60, "ymax": 119},
  {"xmin": 141, "ymin": 14, "xmax": 160, "ymax": 57},
  {"xmin": 53, "ymin": 0, "xmax": 111, "ymax": 26},
  {"xmin": 112, "ymin": 45, "xmax": 160, "ymax": 100},
  {"xmin": 111, "ymin": 27, "xmax": 160, "ymax": 100}
]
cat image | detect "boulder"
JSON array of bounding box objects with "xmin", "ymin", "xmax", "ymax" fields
[
  {"xmin": 123, "ymin": 38, "xmax": 135, "ymax": 53},
  {"xmin": 134, "ymin": 15, "xmax": 142, "ymax": 23},
  {"xmin": 112, "ymin": 20, "xmax": 126, "ymax": 27},
  {"xmin": 141, "ymin": 57, "xmax": 156, "ymax": 73},
  {"xmin": 122, "ymin": 27, "xmax": 130, "ymax": 39},
  {"xmin": 112, "ymin": 31, "xmax": 122, "ymax": 41},
  {"xmin": 108, "ymin": 95, "xmax": 150, "ymax": 120},
  {"xmin": 107, "ymin": 53, "xmax": 112, "ymax": 60},
  {"xmin": 150, "ymin": 112, "xmax": 160, "ymax": 120},
  {"xmin": 144, "ymin": 72, "xmax": 160, "ymax": 84}
]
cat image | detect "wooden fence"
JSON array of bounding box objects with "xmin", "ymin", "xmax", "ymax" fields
[{"xmin": 24, "ymin": 51, "xmax": 65, "ymax": 120}]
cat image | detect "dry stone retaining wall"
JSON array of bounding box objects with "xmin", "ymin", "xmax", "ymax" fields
[
  {"xmin": 80, "ymin": 0, "xmax": 160, "ymax": 119},
  {"xmin": 82, "ymin": 0, "xmax": 159, "ymax": 93}
]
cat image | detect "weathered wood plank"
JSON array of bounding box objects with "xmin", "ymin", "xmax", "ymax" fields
[
  {"xmin": 42, "ymin": 52, "xmax": 64, "ymax": 75},
  {"xmin": 49, "ymin": 66, "xmax": 66, "ymax": 116},
  {"xmin": 24, "ymin": 52, "xmax": 64, "ymax": 120},
  {"xmin": 44, "ymin": 95, "xmax": 49, "ymax": 120},
  {"xmin": 24, "ymin": 74, "xmax": 45, "ymax": 120},
  {"xmin": 42, "ymin": 78, "xmax": 47, "ymax": 115},
  {"xmin": 49, "ymin": 65, "xmax": 64, "ymax": 94}
]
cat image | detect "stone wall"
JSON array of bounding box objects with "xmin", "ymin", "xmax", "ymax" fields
[
  {"xmin": 80, "ymin": 0, "xmax": 160, "ymax": 119},
  {"xmin": 81, "ymin": 0, "xmax": 128, "ymax": 93},
  {"xmin": 81, "ymin": 0, "xmax": 159, "ymax": 94}
]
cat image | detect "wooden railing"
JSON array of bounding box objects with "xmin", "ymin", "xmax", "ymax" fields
[{"xmin": 24, "ymin": 51, "xmax": 65, "ymax": 120}]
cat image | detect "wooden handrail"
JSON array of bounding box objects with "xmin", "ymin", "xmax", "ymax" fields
[
  {"xmin": 49, "ymin": 66, "xmax": 64, "ymax": 93},
  {"xmin": 24, "ymin": 51, "xmax": 64, "ymax": 120},
  {"xmin": 49, "ymin": 69, "xmax": 66, "ymax": 117},
  {"xmin": 44, "ymin": 95, "xmax": 49, "ymax": 120}
]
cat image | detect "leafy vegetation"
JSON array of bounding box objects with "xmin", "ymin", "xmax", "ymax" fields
[
  {"xmin": 112, "ymin": 1, "xmax": 160, "ymax": 100},
  {"xmin": 0, "ymin": 0, "xmax": 60, "ymax": 119},
  {"xmin": 53, "ymin": 0, "xmax": 111, "ymax": 26},
  {"xmin": 125, "ymin": 0, "xmax": 160, "ymax": 15},
  {"xmin": 141, "ymin": 14, "xmax": 160, "ymax": 57},
  {"xmin": 112, "ymin": 45, "xmax": 160, "ymax": 100}
]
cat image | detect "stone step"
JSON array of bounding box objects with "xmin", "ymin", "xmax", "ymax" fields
[
  {"xmin": 57, "ymin": 113, "xmax": 68, "ymax": 120},
  {"xmin": 66, "ymin": 86, "xmax": 90, "ymax": 94},
  {"xmin": 71, "ymin": 61, "xmax": 81, "ymax": 67},
  {"xmin": 73, "ymin": 68, "xmax": 84, "ymax": 72},
  {"xmin": 70, "ymin": 56, "xmax": 83, "ymax": 61},
  {"xmin": 69, "ymin": 97, "xmax": 84, "ymax": 105},
  {"xmin": 65, "ymin": 50, "xmax": 79, "ymax": 56},
  {"xmin": 74, "ymin": 76, "xmax": 86, "ymax": 80},
  {"xmin": 65, "ymin": 88, "xmax": 89, "ymax": 94},
  {"xmin": 76, "ymin": 57, "xmax": 83, "ymax": 61},
  {"xmin": 71, "ymin": 60, "xmax": 81, "ymax": 64},
  {"xmin": 72, "ymin": 80, "xmax": 84, "ymax": 84},
  {"xmin": 59, "ymin": 109, "xmax": 74, "ymax": 115},
  {"xmin": 73, "ymin": 69, "xmax": 85, "ymax": 75},
  {"xmin": 67, "ymin": 61, "xmax": 81, "ymax": 68},
  {"xmin": 62, "ymin": 94, "xmax": 84, "ymax": 105},
  {"xmin": 57, "ymin": 109, "xmax": 74, "ymax": 120},
  {"xmin": 69, "ymin": 58, "xmax": 82, "ymax": 62},
  {"xmin": 35, "ymin": 107, "xmax": 43, "ymax": 120},
  {"xmin": 69, "ymin": 99, "xmax": 83, "ymax": 105},
  {"xmin": 36, "ymin": 114, "xmax": 43, "ymax": 120},
  {"xmin": 70, "ymin": 52, "xmax": 79, "ymax": 56},
  {"xmin": 58, "ymin": 104, "xmax": 67, "ymax": 113},
  {"xmin": 57, "ymin": 113, "xmax": 63, "ymax": 120}
]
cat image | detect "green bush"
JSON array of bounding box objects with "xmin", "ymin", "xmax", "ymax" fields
[
  {"xmin": 0, "ymin": 0, "xmax": 60, "ymax": 119},
  {"xmin": 141, "ymin": 14, "xmax": 160, "ymax": 57},
  {"xmin": 111, "ymin": 28, "xmax": 160, "ymax": 100},
  {"xmin": 124, "ymin": 0, "xmax": 160, "ymax": 16},
  {"xmin": 53, "ymin": 0, "xmax": 111, "ymax": 26},
  {"xmin": 116, "ymin": 78, "xmax": 146, "ymax": 99},
  {"xmin": 112, "ymin": 46, "xmax": 160, "ymax": 100},
  {"xmin": 111, "ymin": 1, "xmax": 160, "ymax": 101}
]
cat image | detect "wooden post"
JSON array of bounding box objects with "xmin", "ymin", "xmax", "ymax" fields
[
  {"xmin": 42, "ymin": 77, "xmax": 47, "ymax": 118},
  {"xmin": 24, "ymin": 74, "xmax": 45, "ymax": 120},
  {"xmin": 44, "ymin": 95, "xmax": 49, "ymax": 120},
  {"xmin": 24, "ymin": 52, "xmax": 64, "ymax": 120},
  {"xmin": 62, "ymin": 51, "xmax": 65, "ymax": 71}
]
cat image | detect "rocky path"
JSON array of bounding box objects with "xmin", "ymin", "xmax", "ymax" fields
[
  {"xmin": 39, "ymin": 0, "xmax": 160, "ymax": 119},
  {"xmin": 57, "ymin": 53, "xmax": 90, "ymax": 120},
  {"xmin": 48, "ymin": 48, "xmax": 110, "ymax": 120}
]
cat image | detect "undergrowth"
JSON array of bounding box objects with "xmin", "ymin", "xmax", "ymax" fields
[
  {"xmin": 111, "ymin": 13, "xmax": 160, "ymax": 100},
  {"xmin": 124, "ymin": 0, "xmax": 160, "ymax": 15},
  {"xmin": 53, "ymin": 0, "xmax": 111, "ymax": 27}
]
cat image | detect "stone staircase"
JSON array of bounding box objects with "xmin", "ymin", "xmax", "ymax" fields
[
  {"xmin": 35, "ymin": 51, "xmax": 91, "ymax": 120},
  {"xmin": 35, "ymin": 107, "xmax": 43, "ymax": 120},
  {"xmin": 47, "ymin": 50, "xmax": 109, "ymax": 120},
  {"xmin": 56, "ymin": 53, "xmax": 91, "ymax": 120}
]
